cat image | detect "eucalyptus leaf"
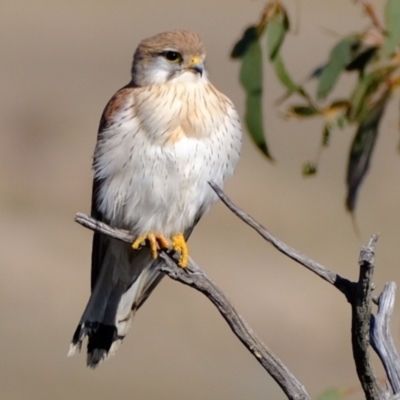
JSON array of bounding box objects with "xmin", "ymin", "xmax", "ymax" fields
[
  {"xmin": 267, "ymin": 7, "xmax": 288, "ymax": 60},
  {"xmin": 346, "ymin": 90, "xmax": 390, "ymax": 212},
  {"xmin": 272, "ymin": 54, "xmax": 301, "ymax": 93},
  {"xmin": 240, "ymin": 40, "xmax": 263, "ymax": 95},
  {"xmin": 349, "ymin": 68, "xmax": 393, "ymax": 122},
  {"xmin": 231, "ymin": 26, "xmax": 258, "ymax": 59},
  {"xmin": 317, "ymin": 37, "xmax": 360, "ymax": 99},
  {"xmin": 245, "ymin": 94, "xmax": 272, "ymax": 158},
  {"xmin": 349, "ymin": 71, "xmax": 381, "ymax": 121},
  {"xmin": 382, "ymin": 0, "xmax": 400, "ymax": 56},
  {"xmin": 239, "ymin": 40, "xmax": 272, "ymax": 159},
  {"xmin": 288, "ymin": 105, "xmax": 318, "ymax": 117},
  {"xmin": 302, "ymin": 161, "xmax": 317, "ymax": 176}
]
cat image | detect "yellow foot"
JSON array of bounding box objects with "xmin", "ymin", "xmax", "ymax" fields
[
  {"xmin": 132, "ymin": 233, "xmax": 170, "ymax": 260},
  {"xmin": 172, "ymin": 234, "xmax": 189, "ymax": 268}
]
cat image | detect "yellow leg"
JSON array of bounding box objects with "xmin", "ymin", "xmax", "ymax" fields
[
  {"xmin": 172, "ymin": 234, "xmax": 189, "ymax": 268},
  {"xmin": 132, "ymin": 233, "xmax": 171, "ymax": 260}
]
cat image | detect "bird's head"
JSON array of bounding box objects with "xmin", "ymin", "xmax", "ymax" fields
[{"xmin": 131, "ymin": 30, "xmax": 207, "ymax": 86}]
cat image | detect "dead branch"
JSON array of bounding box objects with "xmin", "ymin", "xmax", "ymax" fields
[
  {"xmin": 74, "ymin": 212, "xmax": 310, "ymax": 400},
  {"xmin": 74, "ymin": 182, "xmax": 400, "ymax": 400},
  {"xmin": 352, "ymin": 236, "xmax": 383, "ymax": 399},
  {"xmin": 208, "ymin": 181, "xmax": 353, "ymax": 298},
  {"xmin": 371, "ymin": 282, "xmax": 400, "ymax": 394},
  {"xmin": 209, "ymin": 181, "xmax": 400, "ymax": 400}
]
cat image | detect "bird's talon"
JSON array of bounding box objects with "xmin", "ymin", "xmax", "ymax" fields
[
  {"xmin": 172, "ymin": 234, "xmax": 189, "ymax": 268},
  {"xmin": 132, "ymin": 233, "xmax": 171, "ymax": 260},
  {"xmin": 147, "ymin": 233, "xmax": 158, "ymax": 259},
  {"xmin": 156, "ymin": 235, "xmax": 171, "ymax": 250},
  {"xmin": 132, "ymin": 235, "xmax": 147, "ymax": 250}
]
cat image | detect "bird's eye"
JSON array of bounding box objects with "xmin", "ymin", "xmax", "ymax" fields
[{"xmin": 163, "ymin": 51, "xmax": 182, "ymax": 63}]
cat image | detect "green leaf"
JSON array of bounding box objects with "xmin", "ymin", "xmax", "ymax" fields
[
  {"xmin": 346, "ymin": 89, "xmax": 390, "ymax": 212},
  {"xmin": 231, "ymin": 26, "xmax": 258, "ymax": 59},
  {"xmin": 382, "ymin": 0, "xmax": 400, "ymax": 56},
  {"xmin": 317, "ymin": 37, "xmax": 360, "ymax": 99},
  {"xmin": 349, "ymin": 72, "xmax": 381, "ymax": 120},
  {"xmin": 240, "ymin": 39, "xmax": 263, "ymax": 94},
  {"xmin": 267, "ymin": 6, "xmax": 289, "ymax": 60},
  {"xmin": 317, "ymin": 388, "xmax": 342, "ymax": 400},
  {"xmin": 245, "ymin": 94, "xmax": 272, "ymax": 158},
  {"xmin": 272, "ymin": 54, "xmax": 302, "ymax": 93},
  {"xmin": 349, "ymin": 68, "xmax": 393, "ymax": 122},
  {"xmin": 302, "ymin": 161, "xmax": 317, "ymax": 176},
  {"xmin": 288, "ymin": 105, "xmax": 318, "ymax": 117},
  {"xmin": 239, "ymin": 40, "xmax": 272, "ymax": 159}
]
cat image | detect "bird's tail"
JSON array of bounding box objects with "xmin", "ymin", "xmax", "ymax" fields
[{"xmin": 68, "ymin": 240, "xmax": 163, "ymax": 368}]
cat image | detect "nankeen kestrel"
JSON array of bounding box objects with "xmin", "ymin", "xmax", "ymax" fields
[{"xmin": 69, "ymin": 30, "xmax": 242, "ymax": 367}]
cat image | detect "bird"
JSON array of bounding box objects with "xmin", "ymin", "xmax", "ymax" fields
[{"xmin": 68, "ymin": 30, "xmax": 242, "ymax": 368}]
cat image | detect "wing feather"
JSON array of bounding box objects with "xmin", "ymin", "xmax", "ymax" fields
[{"xmin": 90, "ymin": 82, "xmax": 137, "ymax": 291}]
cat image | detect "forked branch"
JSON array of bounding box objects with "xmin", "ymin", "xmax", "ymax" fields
[
  {"xmin": 74, "ymin": 183, "xmax": 400, "ymax": 400},
  {"xmin": 208, "ymin": 182, "xmax": 400, "ymax": 400},
  {"xmin": 74, "ymin": 212, "xmax": 310, "ymax": 400}
]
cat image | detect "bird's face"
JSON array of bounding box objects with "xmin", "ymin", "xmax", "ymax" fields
[
  {"xmin": 148, "ymin": 49, "xmax": 205, "ymax": 84},
  {"xmin": 131, "ymin": 30, "xmax": 207, "ymax": 86}
]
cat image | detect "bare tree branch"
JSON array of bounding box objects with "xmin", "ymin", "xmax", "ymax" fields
[
  {"xmin": 208, "ymin": 182, "xmax": 400, "ymax": 400},
  {"xmin": 352, "ymin": 235, "xmax": 384, "ymax": 400},
  {"xmin": 371, "ymin": 282, "xmax": 400, "ymax": 394},
  {"xmin": 209, "ymin": 181, "xmax": 354, "ymax": 299},
  {"xmin": 74, "ymin": 212, "xmax": 311, "ymax": 400},
  {"xmin": 75, "ymin": 184, "xmax": 400, "ymax": 400},
  {"xmin": 158, "ymin": 253, "xmax": 310, "ymax": 400}
]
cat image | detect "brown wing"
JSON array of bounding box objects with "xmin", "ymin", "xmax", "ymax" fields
[{"xmin": 90, "ymin": 81, "xmax": 137, "ymax": 291}]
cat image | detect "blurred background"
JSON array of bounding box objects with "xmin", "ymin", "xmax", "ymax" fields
[{"xmin": 1, "ymin": 0, "xmax": 399, "ymax": 398}]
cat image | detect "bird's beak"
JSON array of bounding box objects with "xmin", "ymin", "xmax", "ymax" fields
[{"xmin": 187, "ymin": 56, "xmax": 203, "ymax": 76}]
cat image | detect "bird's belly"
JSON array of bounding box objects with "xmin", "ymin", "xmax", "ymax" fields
[{"xmin": 102, "ymin": 136, "xmax": 229, "ymax": 237}]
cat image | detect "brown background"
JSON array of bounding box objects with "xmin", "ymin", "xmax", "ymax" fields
[{"xmin": 1, "ymin": 0, "xmax": 399, "ymax": 399}]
